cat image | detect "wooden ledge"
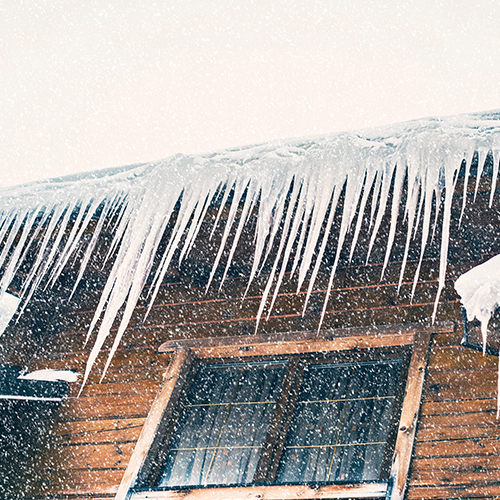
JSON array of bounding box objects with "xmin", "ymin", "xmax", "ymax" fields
[
  {"xmin": 158, "ymin": 321, "xmax": 455, "ymax": 355},
  {"xmin": 130, "ymin": 482, "xmax": 388, "ymax": 499}
]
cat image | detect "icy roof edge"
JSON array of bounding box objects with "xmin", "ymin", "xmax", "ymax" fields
[{"xmin": 2, "ymin": 109, "xmax": 500, "ymax": 388}]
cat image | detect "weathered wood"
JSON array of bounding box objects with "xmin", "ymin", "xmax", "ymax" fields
[
  {"xmin": 417, "ymin": 423, "xmax": 500, "ymax": 443},
  {"xmin": 188, "ymin": 333, "xmax": 416, "ymax": 358},
  {"xmin": 430, "ymin": 331, "xmax": 463, "ymax": 347},
  {"xmin": 56, "ymin": 393, "xmax": 155, "ymax": 422},
  {"xmin": 407, "ymin": 484, "xmax": 500, "ymax": 499},
  {"xmin": 53, "ymin": 417, "xmax": 145, "ymax": 446},
  {"xmin": 388, "ymin": 330, "xmax": 431, "ymax": 500},
  {"xmin": 32, "ymin": 467, "xmax": 123, "ymax": 496},
  {"xmin": 158, "ymin": 322, "xmax": 454, "ymax": 352},
  {"xmin": 423, "ymin": 370, "xmax": 498, "ymax": 401},
  {"xmin": 414, "ymin": 436, "xmax": 500, "ymax": 458},
  {"xmin": 116, "ymin": 347, "xmax": 194, "ymax": 500},
  {"xmin": 427, "ymin": 347, "xmax": 498, "ymax": 372},
  {"xmin": 419, "ymin": 397, "xmax": 497, "ymax": 417},
  {"xmin": 411, "ymin": 454, "xmax": 500, "ymax": 472},
  {"xmin": 36, "ymin": 442, "xmax": 135, "ymax": 470},
  {"xmin": 129, "ymin": 482, "xmax": 388, "ymax": 499}
]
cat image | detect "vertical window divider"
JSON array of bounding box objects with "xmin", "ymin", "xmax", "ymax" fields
[
  {"xmin": 386, "ymin": 330, "xmax": 432, "ymax": 500},
  {"xmin": 253, "ymin": 356, "xmax": 301, "ymax": 483},
  {"xmin": 116, "ymin": 347, "xmax": 194, "ymax": 500}
]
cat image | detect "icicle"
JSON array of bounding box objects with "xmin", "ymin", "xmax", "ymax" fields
[
  {"xmin": 349, "ymin": 167, "xmax": 377, "ymax": 262},
  {"xmin": 490, "ymin": 149, "xmax": 500, "ymax": 208},
  {"xmin": 365, "ymin": 160, "xmax": 395, "ymax": 265},
  {"xmin": 265, "ymin": 175, "xmax": 305, "ymax": 317},
  {"xmin": 474, "ymin": 149, "xmax": 487, "ymax": 202},
  {"xmin": 380, "ymin": 159, "xmax": 404, "ymax": 280},
  {"xmin": 1, "ymin": 110, "xmax": 500, "ymax": 389},
  {"xmin": 458, "ymin": 150, "xmax": 474, "ymax": 228}
]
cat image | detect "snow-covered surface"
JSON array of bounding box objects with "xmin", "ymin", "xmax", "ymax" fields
[
  {"xmin": 0, "ymin": 292, "xmax": 20, "ymax": 335},
  {"xmin": 18, "ymin": 369, "xmax": 78, "ymax": 383},
  {"xmin": 455, "ymin": 254, "xmax": 500, "ymax": 350},
  {"xmin": 455, "ymin": 254, "xmax": 500, "ymax": 417},
  {"xmin": 2, "ymin": 110, "xmax": 500, "ymax": 386}
]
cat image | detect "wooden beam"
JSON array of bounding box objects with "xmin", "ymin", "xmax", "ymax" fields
[
  {"xmin": 129, "ymin": 482, "xmax": 388, "ymax": 499},
  {"xmin": 388, "ymin": 330, "xmax": 432, "ymax": 500},
  {"xmin": 115, "ymin": 348, "xmax": 193, "ymax": 500},
  {"xmin": 158, "ymin": 322, "xmax": 454, "ymax": 354},
  {"xmin": 189, "ymin": 333, "xmax": 416, "ymax": 359}
]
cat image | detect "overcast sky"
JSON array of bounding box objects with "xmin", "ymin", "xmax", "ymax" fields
[{"xmin": 1, "ymin": 0, "xmax": 500, "ymax": 188}]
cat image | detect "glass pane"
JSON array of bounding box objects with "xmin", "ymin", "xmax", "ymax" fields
[
  {"xmin": 276, "ymin": 358, "xmax": 402, "ymax": 484},
  {"xmin": 328, "ymin": 443, "xmax": 387, "ymax": 482},
  {"xmin": 157, "ymin": 361, "xmax": 286, "ymax": 487}
]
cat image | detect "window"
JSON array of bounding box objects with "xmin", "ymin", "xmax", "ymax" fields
[{"xmin": 116, "ymin": 323, "xmax": 444, "ymax": 500}]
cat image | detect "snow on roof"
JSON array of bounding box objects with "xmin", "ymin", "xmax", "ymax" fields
[
  {"xmin": 455, "ymin": 254, "xmax": 500, "ymax": 351},
  {"xmin": 2, "ymin": 110, "xmax": 500, "ymax": 387}
]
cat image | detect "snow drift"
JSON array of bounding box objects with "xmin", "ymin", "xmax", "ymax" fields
[{"xmin": 2, "ymin": 110, "xmax": 500, "ymax": 387}]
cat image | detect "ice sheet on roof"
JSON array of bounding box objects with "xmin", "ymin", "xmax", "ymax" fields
[{"xmin": 1, "ymin": 110, "xmax": 500, "ymax": 387}]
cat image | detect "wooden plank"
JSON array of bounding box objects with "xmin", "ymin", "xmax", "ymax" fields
[
  {"xmin": 56, "ymin": 393, "xmax": 155, "ymax": 422},
  {"xmin": 158, "ymin": 322, "xmax": 453, "ymax": 352},
  {"xmin": 36, "ymin": 442, "xmax": 135, "ymax": 470},
  {"xmin": 30, "ymin": 468, "xmax": 124, "ymax": 496},
  {"xmin": 388, "ymin": 330, "xmax": 431, "ymax": 500},
  {"xmin": 53, "ymin": 417, "xmax": 145, "ymax": 445},
  {"xmin": 411, "ymin": 454, "xmax": 500, "ymax": 472},
  {"xmin": 423, "ymin": 370, "xmax": 497, "ymax": 401},
  {"xmin": 414, "ymin": 436, "xmax": 500, "ymax": 458},
  {"xmin": 77, "ymin": 379, "xmax": 161, "ymax": 398},
  {"xmin": 410, "ymin": 466, "xmax": 500, "ymax": 486},
  {"xmin": 427, "ymin": 347, "xmax": 498, "ymax": 372},
  {"xmin": 139, "ymin": 282, "xmax": 452, "ymax": 334},
  {"xmin": 192, "ymin": 333, "xmax": 416, "ymax": 358},
  {"xmin": 407, "ymin": 483, "xmax": 500, "ymax": 499},
  {"xmin": 115, "ymin": 348, "xmax": 194, "ymax": 500},
  {"xmin": 129, "ymin": 482, "xmax": 387, "ymax": 499},
  {"xmin": 430, "ymin": 331, "xmax": 463, "ymax": 348},
  {"xmin": 417, "ymin": 422, "xmax": 500, "ymax": 442},
  {"xmin": 418, "ymin": 410, "xmax": 500, "ymax": 430},
  {"xmin": 419, "ymin": 397, "xmax": 497, "ymax": 417}
]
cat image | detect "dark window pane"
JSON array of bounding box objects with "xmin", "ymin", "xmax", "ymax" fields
[
  {"xmin": 277, "ymin": 445, "xmax": 335, "ymax": 483},
  {"xmin": 328, "ymin": 443, "xmax": 387, "ymax": 482},
  {"xmin": 276, "ymin": 358, "xmax": 402, "ymax": 484},
  {"xmin": 185, "ymin": 365, "xmax": 241, "ymax": 405},
  {"xmin": 205, "ymin": 446, "xmax": 262, "ymax": 485},
  {"xmin": 297, "ymin": 364, "xmax": 353, "ymax": 402},
  {"xmin": 157, "ymin": 361, "xmax": 286, "ymax": 487}
]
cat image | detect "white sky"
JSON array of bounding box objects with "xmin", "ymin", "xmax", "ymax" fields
[{"xmin": 1, "ymin": 0, "xmax": 500, "ymax": 188}]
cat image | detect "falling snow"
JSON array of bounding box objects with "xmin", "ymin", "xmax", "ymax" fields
[{"xmin": 1, "ymin": 110, "xmax": 500, "ymax": 386}]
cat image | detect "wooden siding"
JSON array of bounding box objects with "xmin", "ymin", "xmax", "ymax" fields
[{"xmin": 4, "ymin": 176, "xmax": 500, "ymax": 499}]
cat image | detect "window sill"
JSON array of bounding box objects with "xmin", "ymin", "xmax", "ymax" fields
[{"xmin": 129, "ymin": 482, "xmax": 388, "ymax": 499}]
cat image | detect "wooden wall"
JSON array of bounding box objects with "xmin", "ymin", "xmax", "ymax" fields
[{"xmin": 4, "ymin": 172, "xmax": 500, "ymax": 500}]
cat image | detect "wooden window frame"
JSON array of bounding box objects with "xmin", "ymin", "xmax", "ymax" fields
[{"xmin": 116, "ymin": 322, "xmax": 452, "ymax": 500}]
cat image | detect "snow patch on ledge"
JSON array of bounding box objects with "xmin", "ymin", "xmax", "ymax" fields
[
  {"xmin": 19, "ymin": 369, "xmax": 78, "ymax": 383},
  {"xmin": 2, "ymin": 110, "xmax": 500, "ymax": 387},
  {"xmin": 455, "ymin": 254, "xmax": 500, "ymax": 351}
]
